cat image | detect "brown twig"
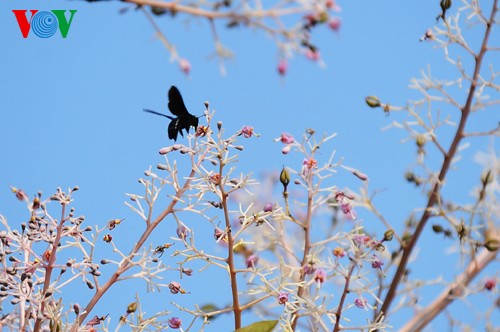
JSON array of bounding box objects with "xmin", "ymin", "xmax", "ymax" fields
[
  {"xmin": 399, "ymin": 244, "xmax": 499, "ymax": 332},
  {"xmin": 290, "ymin": 189, "xmax": 313, "ymax": 330},
  {"xmin": 377, "ymin": 0, "xmax": 498, "ymax": 321},
  {"xmin": 218, "ymin": 159, "xmax": 242, "ymax": 330},
  {"xmin": 33, "ymin": 204, "xmax": 67, "ymax": 332}
]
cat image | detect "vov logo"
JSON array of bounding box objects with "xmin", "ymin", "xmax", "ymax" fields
[{"xmin": 12, "ymin": 10, "xmax": 77, "ymax": 38}]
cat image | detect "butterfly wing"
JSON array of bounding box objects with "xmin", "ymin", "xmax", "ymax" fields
[
  {"xmin": 168, "ymin": 118, "xmax": 181, "ymax": 141},
  {"xmin": 168, "ymin": 86, "xmax": 189, "ymax": 117}
]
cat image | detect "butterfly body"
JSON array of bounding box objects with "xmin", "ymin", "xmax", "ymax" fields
[{"xmin": 144, "ymin": 86, "xmax": 199, "ymax": 141}]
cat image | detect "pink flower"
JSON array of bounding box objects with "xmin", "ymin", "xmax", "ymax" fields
[
  {"xmin": 328, "ymin": 17, "xmax": 341, "ymax": 31},
  {"xmin": 209, "ymin": 173, "xmax": 221, "ymax": 184},
  {"xmin": 332, "ymin": 247, "xmax": 345, "ymax": 258},
  {"xmin": 314, "ymin": 269, "xmax": 326, "ymax": 283},
  {"xmin": 485, "ymin": 278, "xmax": 496, "ymax": 291},
  {"xmin": 303, "ymin": 157, "xmax": 317, "ymax": 169},
  {"xmin": 325, "ymin": 0, "xmax": 341, "ymax": 12},
  {"xmin": 305, "ymin": 49, "xmax": 320, "ymax": 61},
  {"xmin": 277, "ymin": 60, "xmax": 288, "ymax": 76},
  {"xmin": 371, "ymin": 255, "xmax": 384, "ymax": 269},
  {"xmin": 278, "ymin": 292, "xmax": 289, "ymax": 304},
  {"xmin": 246, "ymin": 254, "xmax": 259, "ymax": 268},
  {"xmin": 241, "ymin": 126, "xmax": 254, "ymax": 138},
  {"xmin": 420, "ymin": 29, "xmax": 434, "ymax": 42},
  {"xmin": 214, "ymin": 227, "xmax": 228, "ymax": 243},
  {"xmin": 282, "ymin": 145, "xmax": 292, "ymax": 154},
  {"xmin": 86, "ymin": 315, "xmax": 108, "ymax": 327},
  {"xmin": 353, "ymin": 234, "xmax": 370, "ymax": 246},
  {"xmin": 354, "ymin": 297, "xmax": 368, "ymax": 309},
  {"xmin": 263, "ymin": 203, "xmax": 273, "ymax": 212},
  {"xmin": 168, "ymin": 317, "xmax": 182, "ymax": 329},
  {"xmin": 303, "ymin": 264, "xmax": 316, "ymax": 275},
  {"xmin": 179, "ymin": 58, "xmax": 191, "ymax": 75},
  {"xmin": 335, "ymin": 191, "xmax": 356, "ymax": 220},
  {"xmin": 11, "ymin": 187, "xmax": 28, "ymax": 201},
  {"xmin": 159, "ymin": 146, "xmax": 174, "ymax": 155},
  {"xmin": 169, "ymin": 281, "xmax": 182, "ymax": 294},
  {"xmin": 280, "ymin": 132, "xmax": 294, "ymax": 144},
  {"xmin": 176, "ymin": 226, "xmax": 189, "ymax": 240},
  {"xmin": 182, "ymin": 268, "xmax": 193, "ymax": 276}
]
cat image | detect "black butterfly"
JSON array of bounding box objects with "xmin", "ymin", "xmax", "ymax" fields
[{"xmin": 144, "ymin": 86, "xmax": 199, "ymax": 141}]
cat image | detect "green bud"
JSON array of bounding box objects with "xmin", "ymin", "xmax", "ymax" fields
[
  {"xmin": 384, "ymin": 229, "xmax": 394, "ymax": 241},
  {"xmin": 440, "ymin": 0, "xmax": 451, "ymax": 10},
  {"xmin": 151, "ymin": 6, "xmax": 167, "ymax": 16},
  {"xmin": 365, "ymin": 96, "xmax": 381, "ymax": 108},
  {"xmin": 416, "ymin": 135, "xmax": 426, "ymax": 149},
  {"xmin": 127, "ymin": 301, "xmax": 138, "ymax": 314},
  {"xmin": 484, "ymin": 239, "xmax": 499, "ymax": 252},
  {"xmin": 318, "ymin": 12, "xmax": 329, "ymax": 23},
  {"xmin": 432, "ymin": 224, "xmax": 444, "ymax": 233},
  {"xmin": 280, "ymin": 167, "xmax": 290, "ymax": 191}
]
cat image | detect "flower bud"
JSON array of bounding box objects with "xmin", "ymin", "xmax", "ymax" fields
[
  {"xmin": 277, "ymin": 60, "xmax": 288, "ymax": 76},
  {"xmin": 74, "ymin": 304, "xmax": 80, "ymax": 315},
  {"xmin": 280, "ymin": 167, "xmax": 290, "ymax": 191},
  {"xmin": 384, "ymin": 229, "xmax": 395, "ymax": 241},
  {"xmin": 365, "ymin": 96, "xmax": 381, "ymax": 108},
  {"xmin": 484, "ymin": 239, "xmax": 499, "ymax": 252},
  {"xmin": 278, "ymin": 292, "xmax": 289, "ymax": 304},
  {"xmin": 127, "ymin": 302, "xmax": 137, "ymax": 314},
  {"xmin": 168, "ymin": 317, "xmax": 182, "ymax": 329},
  {"xmin": 432, "ymin": 224, "xmax": 444, "ymax": 233},
  {"xmin": 440, "ymin": 0, "xmax": 451, "ymax": 10},
  {"xmin": 159, "ymin": 147, "xmax": 174, "ymax": 155},
  {"xmin": 416, "ymin": 135, "xmax": 426, "ymax": 149}
]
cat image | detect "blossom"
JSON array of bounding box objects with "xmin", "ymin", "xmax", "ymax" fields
[
  {"xmin": 371, "ymin": 255, "xmax": 384, "ymax": 269},
  {"xmin": 328, "ymin": 17, "xmax": 341, "ymax": 31},
  {"xmin": 279, "ymin": 132, "xmax": 294, "ymax": 144},
  {"xmin": 86, "ymin": 315, "xmax": 108, "ymax": 327},
  {"xmin": 335, "ymin": 191, "xmax": 356, "ymax": 220},
  {"xmin": 485, "ymin": 278, "xmax": 496, "ymax": 291},
  {"xmin": 314, "ymin": 269, "xmax": 326, "ymax": 283},
  {"xmin": 246, "ymin": 254, "xmax": 259, "ymax": 268},
  {"xmin": 168, "ymin": 317, "xmax": 182, "ymax": 329},
  {"xmin": 159, "ymin": 146, "xmax": 174, "ymax": 155},
  {"xmin": 43, "ymin": 250, "xmax": 51, "ymax": 262},
  {"xmin": 182, "ymin": 268, "xmax": 193, "ymax": 276},
  {"xmin": 303, "ymin": 264, "xmax": 316, "ymax": 275},
  {"xmin": 354, "ymin": 297, "xmax": 368, "ymax": 309},
  {"xmin": 282, "ymin": 145, "xmax": 292, "ymax": 154},
  {"xmin": 353, "ymin": 234, "xmax": 370, "ymax": 246},
  {"xmin": 277, "ymin": 60, "xmax": 288, "ymax": 76},
  {"xmin": 169, "ymin": 281, "xmax": 182, "ymax": 294},
  {"xmin": 278, "ymin": 292, "xmax": 289, "ymax": 304},
  {"xmin": 196, "ymin": 125, "xmax": 208, "ymax": 137},
  {"xmin": 303, "ymin": 157, "xmax": 317, "ymax": 169},
  {"xmin": 179, "ymin": 58, "xmax": 191, "ymax": 75},
  {"xmin": 214, "ymin": 227, "xmax": 228, "ymax": 243},
  {"xmin": 209, "ymin": 173, "xmax": 221, "ymax": 185},
  {"xmin": 241, "ymin": 126, "xmax": 254, "ymax": 138},
  {"xmin": 333, "ymin": 247, "xmax": 345, "ymax": 258},
  {"xmin": 263, "ymin": 203, "xmax": 273, "ymax": 213},
  {"xmin": 305, "ymin": 49, "xmax": 320, "ymax": 61},
  {"xmin": 419, "ymin": 29, "xmax": 434, "ymax": 42},
  {"xmin": 176, "ymin": 225, "xmax": 189, "ymax": 240},
  {"xmin": 11, "ymin": 187, "xmax": 28, "ymax": 201}
]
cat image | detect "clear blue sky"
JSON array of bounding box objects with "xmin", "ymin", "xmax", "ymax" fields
[{"xmin": 0, "ymin": 0, "xmax": 498, "ymax": 330}]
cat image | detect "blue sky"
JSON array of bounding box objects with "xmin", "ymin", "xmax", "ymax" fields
[{"xmin": 0, "ymin": 0, "xmax": 498, "ymax": 330}]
